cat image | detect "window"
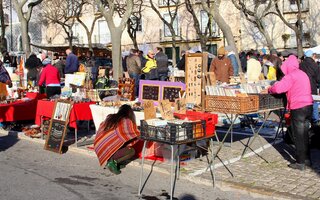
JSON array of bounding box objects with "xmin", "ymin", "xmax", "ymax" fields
[
  {"xmin": 130, "ymin": 16, "xmax": 142, "ymax": 32},
  {"xmin": 158, "ymin": 0, "xmax": 179, "ymax": 7},
  {"xmin": 98, "ymin": 20, "xmax": 111, "ymax": 44},
  {"xmin": 200, "ymin": 11, "xmax": 218, "ymax": 36},
  {"xmin": 163, "ymin": 13, "xmax": 179, "ymax": 37},
  {"xmin": 67, "ymin": 0, "xmax": 75, "ymax": 17},
  {"xmin": 72, "ymin": 23, "xmax": 80, "ymax": 38},
  {"xmin": 165, "ymin": 47, "xmax": 180, "ymax": 62}
]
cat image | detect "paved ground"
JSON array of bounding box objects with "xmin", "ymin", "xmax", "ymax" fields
[
  {"xmin": 0, "ymin": 129, "xmax": 270, "ymax": 200},
  {"xmin": 1, "ymin": 119, "xmax": 320, "ymax": 200}
]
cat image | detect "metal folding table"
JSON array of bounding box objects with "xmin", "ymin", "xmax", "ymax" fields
[
  {"xmin": 212, "ymin": 107, "xmax": 285, "ymax": 162},
  {"xmin": 138, "ymin": 136, "xmax": 216, "ymax": 200}
]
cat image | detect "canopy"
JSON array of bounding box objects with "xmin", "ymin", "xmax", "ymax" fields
[
  {"xmin": 304, "ymin": 45, "xmax": 320, "ymax": 54},
  {"xmin": 30, "ymin": 44, "xmax": 112, "ymax": 57}
]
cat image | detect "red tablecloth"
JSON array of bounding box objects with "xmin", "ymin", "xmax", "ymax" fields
[
  {"xmin": 25, "ymin": 92, "xmax": 46, "ymax": 100},
  {"xmin": 0, "ymin": 99, "xmax": 38, "ymax": 122},
  {"xmin": 35, "ymin": 100, "xmax": 95, "ymax": 129}
]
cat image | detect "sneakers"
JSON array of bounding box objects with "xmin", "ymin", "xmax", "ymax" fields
[{"xmin": 106, "ymin": 160, "xmax": 121, "ymax": 175}]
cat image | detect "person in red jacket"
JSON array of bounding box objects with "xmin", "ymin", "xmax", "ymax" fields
[{"xmin": 38, "ymin": 58, "xmax": 61, "ymax": 98}]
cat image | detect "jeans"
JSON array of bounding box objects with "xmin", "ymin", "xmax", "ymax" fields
[
  {"xmin": 312, "ymin": 102, "xmax": 319, "ymax": 123},
  {"xmin": 129, "ymin": 73, "xmax": 140, "ymax": 98},
  {"xmin": 290, "ymin": 105, "xmax": 312, "ymax": 164}
]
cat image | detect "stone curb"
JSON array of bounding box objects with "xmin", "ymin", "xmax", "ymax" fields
[{"xmin": 0, "ymin": 130, "xmax": 311, "ymax": 200}]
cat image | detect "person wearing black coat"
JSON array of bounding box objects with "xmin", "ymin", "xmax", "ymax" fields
[
  {"xmin": 300, "ymin": 50, "xmax": 320, "ymax": 125},
  {"xmin": 176, "ymin": 50, "xmax": 186, "ymax": 71},
  {"xmin": 25, "ymin": 53, "xmax": 42, "ymax": 85},
  {"xmin": 155, "ymin": 47, "xmax": 169, "ymax": 81}
]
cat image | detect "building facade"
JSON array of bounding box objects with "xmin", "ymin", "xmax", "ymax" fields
[{"xmin": 4, "ymin": 0, "xmax": 320, "ymax": 57}]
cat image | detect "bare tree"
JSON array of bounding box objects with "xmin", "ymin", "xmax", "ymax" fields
[
  {"xmin": 272, "ymin": 0, "xmax": 304, "ymax": 57},
  {"xmin": 185, "ymin": 0, "xmax": 214, "ymax": 52},
  {"xmin": 232, "ymin": 0, "xmax": 275, "ymax": 50},
  {"xmin": 126, "ymin": 0, "xmax": 144, "ymax": 50},
  {"xmin": 150, "ymin": 0, "xmax": 179, "ymax": 65},
  {"xmin": 42, "ymin": 0, "xmax": 86, "ymax": 50},
  {"xmin": 12, "ymin": 0, "xmax": 43, "ymax": 56},
  {"xmin": 94, "ymin": 0, "xmax": 134, "ymax": 80},
  {"xmin": 76, "ymin": 1, "xmax": 102, "ymax": 51},
  {"xmin": 201, "ymin": 0, "xmax": 241, "ymax": 71},
  {"xmin": 0, "ymin": 0, "xmax": 5, "ymax": 51}
]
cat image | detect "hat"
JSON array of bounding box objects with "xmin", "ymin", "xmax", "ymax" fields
[
  {"xmin": 261, "ymin": 48, "xmax": 267, "ymax": 55},
  {"xmin": 217, "ymin": 46, "xmax": 226, "ymax": 56},
  {"xmin": 42, "ymin": 58, "xmax": 51, "ymax": 65},
  {"xmin": 305, "ymin": 50, "xmax": 314, "ymax": 57}
]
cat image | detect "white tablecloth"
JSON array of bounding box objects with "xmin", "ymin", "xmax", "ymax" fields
[{"xmin": 90, "ymin": 104, "xmax": 161, "ymax": 129}]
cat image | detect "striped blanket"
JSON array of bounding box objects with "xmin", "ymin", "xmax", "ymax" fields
[{"xmin": 94, "ymin": 118, "xmax": 140, "ymax": 167}]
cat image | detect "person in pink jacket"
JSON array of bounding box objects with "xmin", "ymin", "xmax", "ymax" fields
[{"xmin": 268, "ymin": 55, "xmax": 313, "ymax": 171}]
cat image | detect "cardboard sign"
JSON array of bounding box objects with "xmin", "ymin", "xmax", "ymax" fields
[
  {"xmin": 143, "ymin": 100, "xmax": 156, "ymax": 120},
  {"xmin": 159, "ymin": 100, "xmax": 174, "ymax": 120},
  {"xmin": 174, "ymin": 98, "xmax": 186, "ymax": 114}
]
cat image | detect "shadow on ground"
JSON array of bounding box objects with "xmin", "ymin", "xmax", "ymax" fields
[{"xmin": 0, "ymin": 131, "xmax": 19, "ymax": 152}]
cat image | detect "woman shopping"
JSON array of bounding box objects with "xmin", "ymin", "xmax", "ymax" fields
[
  {"xmin": 94, "ymin": 104, "xmax": 140, "ymax": 174},
  {"xmin": 268, "ymin": 55, "xmax": 313, "ymax": 171}
]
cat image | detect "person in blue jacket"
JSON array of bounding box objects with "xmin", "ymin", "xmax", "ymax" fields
[
  {"xmin": 65, "ymin": 49, "xmax": 79, "ymax": 74},
  {"xmin": 225, "ymin": 46, "xmax": 239, "ymax": 76}
]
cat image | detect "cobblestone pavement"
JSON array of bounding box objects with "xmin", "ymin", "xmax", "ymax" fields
[{"xmin": 137, "ymin": 128, "xmax": 320, "ymax": 200}]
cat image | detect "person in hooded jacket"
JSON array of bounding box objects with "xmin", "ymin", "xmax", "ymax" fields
[
  {"xmin": 209, "ymin": 46, "xmax": 233, "ymax": 83},
  {"xmin": 300, "ymin": 50, "xmax": 320, "ymax": 126},
  {"xmin": 268, "ymin": 55, "xmax": 313, "ymax": 171}
]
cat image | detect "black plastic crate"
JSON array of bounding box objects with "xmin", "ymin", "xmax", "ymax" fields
[
  {"xmin": 250, "ymin": 93, "xmax": 284, "ymax": 110},
  {"xmin": 140, "ymin": 120, "xmax": 206, "ymax": 145}
]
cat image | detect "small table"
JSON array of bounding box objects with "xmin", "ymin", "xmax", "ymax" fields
[{"xmin": 138, "ymin": 121, "xmax": 216, "ymax": 200}]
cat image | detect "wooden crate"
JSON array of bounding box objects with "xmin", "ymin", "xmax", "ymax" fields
[{"xmin": 205, "ymin": 95, "xmax": 259, "ymax": 114}]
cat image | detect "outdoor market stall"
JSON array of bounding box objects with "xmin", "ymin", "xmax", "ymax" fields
[
  {"xmin": 0, "ymin": 92, "xmax": 46, "ymax": 122},
  {"xmin": 35, "ymin": 99, "xmax": 95, "ymax": 146},
  {"xmin": 204, "ymin": 77, "xmax": 285, "ymax": 164}
]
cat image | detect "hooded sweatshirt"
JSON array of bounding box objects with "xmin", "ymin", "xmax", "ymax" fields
[{"xmin": 268, "ymin": 55, "xmax": 312, "ymax": 110}]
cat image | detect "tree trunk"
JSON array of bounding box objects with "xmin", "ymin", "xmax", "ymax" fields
[
  {"xmin": 170, "ymin": 27, "xmax": 177, "ymax": 65},
  {"xmin": 0, "ymin": 1, "xmax": 5, "ymax": 51},
  {"xmin": 110, "ymin": 28, "xmax": 123, "ymax": 80},
  {"xmin": 20, "ymin": 19, "xmax": 31, "ymax": 57},
  {"xmin": 88, "ymin": 32, "xmax": 93, "ymax": 51},
  {"xmin": 214, "ymin": 12, "xmax": 242, "ymax": 73},
  {"xmin": 296, "ymin": 30, "xmax": 303, "ymax": 58},
  {"xmin": 68, "ymin": 27, "xmax": 73, "ymax": 50},
  {"xmin": 199, "ymin": 36, "xmax": 208, "ymax": 52}
]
